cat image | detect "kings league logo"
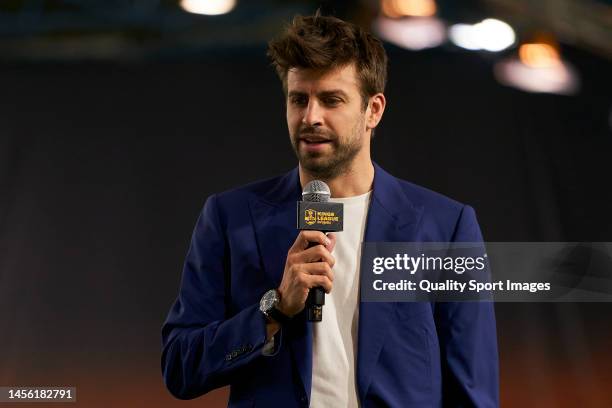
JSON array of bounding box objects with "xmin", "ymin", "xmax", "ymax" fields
[
  {"xmin": 305, "ymin": 209, "xmax": 317, "ymax": 226},
  {"xmin": 297, "ymin": 202, "xmax": 344, "ymax": 232}
]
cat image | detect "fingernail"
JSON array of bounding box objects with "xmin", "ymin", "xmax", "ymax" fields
[{"xmin": 325, "ymin": 238, "xmax": 331, "ymax": 246}]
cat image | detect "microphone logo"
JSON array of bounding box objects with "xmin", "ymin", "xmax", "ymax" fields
[
  {"xmin": 305, "ymin": 209, "xmax": 317, "ymax": 225},
  {"xmin": 297, "ymin": 203, "xmax": 343, "ymax": 230}
]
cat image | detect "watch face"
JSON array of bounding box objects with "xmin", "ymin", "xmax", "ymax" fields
[{"xmin": 260, "ymin": 289, "xmax": 278, "ymax": 313}]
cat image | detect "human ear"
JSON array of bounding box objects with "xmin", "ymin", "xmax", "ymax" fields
[{"xmin": 366, "ymin": 93, "xmax": 386, "ymax": 130}]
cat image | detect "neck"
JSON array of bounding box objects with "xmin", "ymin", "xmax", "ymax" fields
[{"xmin": 299, "ymin": 159, "xmax": 374, "ymax": 198}]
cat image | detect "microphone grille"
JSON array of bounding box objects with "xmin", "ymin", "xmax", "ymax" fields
[{"xmin": 302, "ymin": 180, "xmax": 330, "ymax": 202}]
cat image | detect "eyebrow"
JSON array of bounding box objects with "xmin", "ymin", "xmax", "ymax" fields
[
  {"xmin": 288, "ymin": 89, "xmax": 350, "ymax": 100},
  {"xmin": 319, "ymin": 90, "xmax": 349, "ymax": 99}
]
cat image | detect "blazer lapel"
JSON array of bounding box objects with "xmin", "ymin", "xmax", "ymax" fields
[
  {"xmin": 356, "ymin": 163, "xmax": 424, "ymax": 403},
  {"xmin": 248, "ymin": 167, "xmax": 314, "ymax": 401},
  {"xmin": 249, "ymin": 168, "xmax": 302, "ymax": 286}
]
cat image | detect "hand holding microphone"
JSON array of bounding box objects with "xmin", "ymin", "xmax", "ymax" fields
[
  {"xmin": 273, "ymin": 180, "xmax": 343, "ymax": 324},
  {"xmin": 297, "ymin": 180, "xmax": 344, "ymax": 321},
  {"xmin": 276, "ymin": 230, "xmax": 337, "ymax": 318}
]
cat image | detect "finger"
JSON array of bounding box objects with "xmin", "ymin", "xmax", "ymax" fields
[
  {"xmin": 294, "ymin": 245, "xmax": 335, "ymax": 267},
  {"xmin": 304, "ymin": 274, "xmax": 333, "ymax": 293},
  {"xmin": 290, "ymin": 230, "xmax": 330, "ymax": 253},
  {"xmin": 302, "ymin": 262, "xmax": 334, "ymax": 282},
  {"xmin": 324, "ymin": 232, "xmax": 337, "ymax": 253}
]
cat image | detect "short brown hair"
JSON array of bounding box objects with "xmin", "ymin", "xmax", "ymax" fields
[{"xmin": 267, "ymin": 13, "xmax": 388, "ymax": 109}]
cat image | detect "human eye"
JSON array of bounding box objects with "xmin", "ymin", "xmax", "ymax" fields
[
  {"xmin": 323, "ymin": 96, "xmax": 342, "ymax": 106},
  {"xmin": 289, "ymin": 95, "xmax": 307, "ymax": 106}
]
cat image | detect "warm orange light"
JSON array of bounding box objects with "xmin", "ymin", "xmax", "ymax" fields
[
  {"xmin": 381, "ymin": 0, "xmax": 437, "ymax": 18},
  {"xmin": 519, "ymin": 43, "xmax": 561, "ymax": 68},
  {"xmin": 381, "ymin": 0, "xmax": 402, "ymax": 18}
]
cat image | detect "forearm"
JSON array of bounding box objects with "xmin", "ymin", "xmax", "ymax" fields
[{"xmin": 162, "ymin": 302, "xmax": 271, "ymax": 400}]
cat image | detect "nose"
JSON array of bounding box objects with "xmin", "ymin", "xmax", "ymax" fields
[{"xmin": 302, "ymin": 99, "xmax": 323, "ymax": 127}]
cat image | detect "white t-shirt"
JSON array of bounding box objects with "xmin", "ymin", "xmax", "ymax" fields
[{"xmin": 310, "ymin": 190, "xmax": 372, "ymax": 408}]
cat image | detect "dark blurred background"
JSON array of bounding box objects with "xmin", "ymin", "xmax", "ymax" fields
[{"xmin": 1, "ymin": 0, "xmax": 611, "ymax": 407}]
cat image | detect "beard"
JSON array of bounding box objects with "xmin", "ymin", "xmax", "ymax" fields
[{"xmin": 290, "ymin": 119, "xmax": 365, "ymax": 180}]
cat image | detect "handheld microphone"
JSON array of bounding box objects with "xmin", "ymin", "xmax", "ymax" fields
[{"xmin": 297, "ymin": 180, "xmax": 344, "ymax": 322}]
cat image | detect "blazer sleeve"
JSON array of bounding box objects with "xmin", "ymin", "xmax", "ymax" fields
[
  {"xmin": 434, "ymin": 205, "xmax": 500, "ymax": 408},
  {"xmin": 161, "ymin": 194, "xmax": 274, "ymax": 400}
]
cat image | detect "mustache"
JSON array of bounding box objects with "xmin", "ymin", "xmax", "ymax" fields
[{"xmin": 297, "ymin": 127, "xmax": 334, "ymax": 141}]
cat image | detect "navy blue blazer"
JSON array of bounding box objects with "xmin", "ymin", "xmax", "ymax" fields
[{"xmin": 161, "ymin": 163, "xmax": 499, "ymax": 407}]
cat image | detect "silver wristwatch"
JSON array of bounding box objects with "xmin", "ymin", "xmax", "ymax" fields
[{"xmin": 259, "ymin": 289, "xmax": 292, "ymax": 325}]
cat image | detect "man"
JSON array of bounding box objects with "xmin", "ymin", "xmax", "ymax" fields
[{"xmin": 162, "ymin": 13, "xmax": 498, "ymax": 408}]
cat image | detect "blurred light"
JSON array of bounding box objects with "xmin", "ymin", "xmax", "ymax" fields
[
  {"xmin": 180, "ymin": 0, "xmax": 236, "ymax": 16},
  {"xmin": 448, "ymin": 23, "xmax": 480, "ymax": 50},
  {"xmin": 449, "ymin": 18, "xmax": 515, "ymax": 52},
  {"xmin": 381, "ymin": 0, "xmax": 437, "ymax": 18},
  {"xmin": 494, "ymin": 53, "xmax": 579, "ymax": 95},
  {"xmin": 374, "ymin": 16, "xmax": 446, "ymax": 51},
  {"xmin": 519, "ymin": 43, "xmax": 561, "ymax": 68}
]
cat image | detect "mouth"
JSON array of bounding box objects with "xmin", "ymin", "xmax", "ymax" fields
[
  {"xmin": 298, "ymin": 136, "xmax": 332, "ymax": 152},
  {"xmin": 299, "ymin": 135, "xmax": 332, "ymax": 145}
]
